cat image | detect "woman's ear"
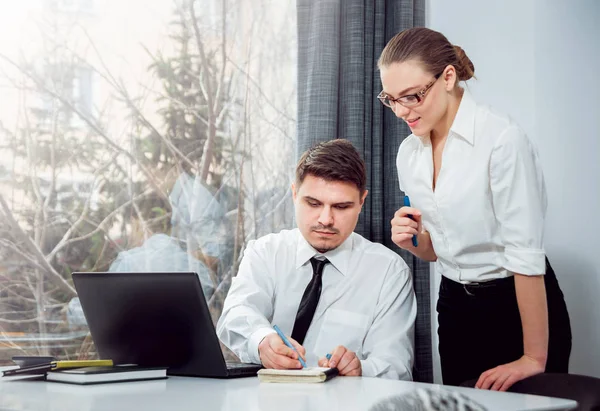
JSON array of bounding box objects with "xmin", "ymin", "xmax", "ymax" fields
[{"xmin": 443, "ymin": 64, "xmax": 458, "ymax": 91}]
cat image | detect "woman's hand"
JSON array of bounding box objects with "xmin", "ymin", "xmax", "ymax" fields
[
  {"xmin": 391, "ymin": 206, "xmax": 422, "ymax": 250},
  {"xmin": 476, "ymin": 355, "xmax": 545, "ymax": 391}
]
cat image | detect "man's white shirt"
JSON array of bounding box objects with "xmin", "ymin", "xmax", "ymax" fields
[{"xmin": 216, "ymin": 228, "xmax": 416, "ymax": 380}]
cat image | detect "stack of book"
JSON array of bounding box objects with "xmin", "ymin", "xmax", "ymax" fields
[{"xmin": 2, "ymin": 358, "xmax": 167, "ymax": 385}]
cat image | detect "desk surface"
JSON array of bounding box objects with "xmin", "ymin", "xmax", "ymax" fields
[{"xmin": 0, "ymin": 373, "xmax": 577, "ymax": 411}]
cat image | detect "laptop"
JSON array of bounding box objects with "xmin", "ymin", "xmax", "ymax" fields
[{"xmin": 72, "ymin": 271, "xmax": 262, "ymax": 378}]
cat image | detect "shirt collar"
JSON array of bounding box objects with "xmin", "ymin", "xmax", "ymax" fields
[
  {"xmin": 414, "ymin": 88, "xmax": 477, "ymax": 146},
  {"xmin": 449, "ymin": 88, "xmax": 476, "ymax": 145},
  {"xmin": 295, "ymin": 230, "xmax": 353, "ymax": 276}
]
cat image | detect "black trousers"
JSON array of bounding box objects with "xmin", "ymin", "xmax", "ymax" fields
[{"xmin": 437, "ymin": 257, "xmax": 572, "ymax": 386}]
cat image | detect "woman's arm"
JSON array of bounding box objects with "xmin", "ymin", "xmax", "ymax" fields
[
  {"xmin": 478, "ymin": 125, "xmax": 550, "ymax": 391},
  {"xmin": 476, "ymin": 273, "xmax": 548, "ymax": 391},
  {"xmin": 514, "ymin": 274, "xmax": 549, "ymax": 367}
]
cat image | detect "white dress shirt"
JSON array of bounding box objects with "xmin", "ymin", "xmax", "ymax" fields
[
  {"xmin": 216, "ymin": 228, "xmax": 416, "ymax": 380},
  {"xmin": 396, "ymin": 90, "xmax": 547, "ymax": 283}
]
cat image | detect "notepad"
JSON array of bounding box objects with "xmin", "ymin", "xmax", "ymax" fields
[
  {"xmin": 46, "ymin": 365, "xmax": 167, "ymax": 385},
  {"xmin": 257, "ymin": 367, "xmax": 338, "ymax": 383}
]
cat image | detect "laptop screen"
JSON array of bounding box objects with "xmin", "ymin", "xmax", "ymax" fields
[{"xmin": 72, "ymin": 271, "xmax": 230, "ymax": 377}]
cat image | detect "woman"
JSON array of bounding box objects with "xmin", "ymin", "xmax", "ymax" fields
[{"xmin": 378, "ymin": 27, "xmax": 571, "ymax": 391}]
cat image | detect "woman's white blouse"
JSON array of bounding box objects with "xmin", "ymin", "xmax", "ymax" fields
[{"xmin": 396, "ymin": 90, "xmax": 547, "ymax": 283}]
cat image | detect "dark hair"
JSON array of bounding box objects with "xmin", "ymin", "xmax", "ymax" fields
[
  {"xmin": 378, "ymin": 27, "xmax": 475, "ymax": 82},
  {"xmin": 296, "ymin": 139, "xmax": 366, "ymax": 195}
]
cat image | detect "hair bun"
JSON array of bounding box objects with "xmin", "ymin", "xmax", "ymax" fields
[{"xmin": 453, "ymin": 45, "xmax": 475, "ymax": 81}]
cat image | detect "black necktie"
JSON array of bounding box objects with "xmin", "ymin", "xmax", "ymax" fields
[{"xmin": 291, "ymin": 257, "xmax": 329, "ymax": 345}]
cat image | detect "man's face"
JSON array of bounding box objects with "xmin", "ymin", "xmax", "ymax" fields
[{"xmin": 293, "ymin": 174, "xmax": 368, "ymax": 253}]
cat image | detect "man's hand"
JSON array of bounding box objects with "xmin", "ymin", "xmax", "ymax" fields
[
  {"xmin": 258, "ymin": 333, "xmax": 306, "ymax": 369},
  {"xmin": 318, "ymin": 345, "xmax": 362, "ymax": 376},
  {"xmin": 476, "ymin": 355, "xmax": 545, "ymax": 391}
]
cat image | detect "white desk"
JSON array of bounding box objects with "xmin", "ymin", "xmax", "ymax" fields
[{"xmin": 0, "ymin": 374, "xmax": 577, "ymax": 411}]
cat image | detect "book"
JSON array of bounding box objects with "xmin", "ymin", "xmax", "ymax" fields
[
  {"xmin": 2, "ymin": 359, "xmax": 114, "ymax": 377},
  {"xmin": 257, "ymin": 367, "xmax": 338, "ymax": 383},
  {"xmin": 46, "ymin": 365, "xmax": 167, "ymax": 385},
  {"xmin": 12, "ymin": 355, "xmax": 56, "ymax": 367},
  {"xmin": 46, "ymin": 377, "xmax": 167, "ymax": 394}
]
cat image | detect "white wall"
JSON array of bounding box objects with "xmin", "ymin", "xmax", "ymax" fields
[{"xmin": 427, "ymin": 0, "xmax": 600, "ymax": 382}]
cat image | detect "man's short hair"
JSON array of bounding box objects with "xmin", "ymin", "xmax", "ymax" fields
[{"xmin": 295, "ymin": 139, "xmax": 366, "ymax": 195}]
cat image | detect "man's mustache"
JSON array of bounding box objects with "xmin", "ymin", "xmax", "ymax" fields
[{"xmin": 311, "ymin": 225, "xmax": 339, "ymax": 234}]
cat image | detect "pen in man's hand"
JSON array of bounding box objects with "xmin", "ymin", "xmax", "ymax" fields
[{"xmin": 272, "ymin": 325, "xmax": 307, "ymax": 368}]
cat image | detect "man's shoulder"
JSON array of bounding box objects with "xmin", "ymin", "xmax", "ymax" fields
[
  {"xmin": 245, "ymin": 228, "xmax": 299, "ymax": 255},
  {"xmin": 351, "ymin": 233, "xmax": 410, "ymax": 270}
]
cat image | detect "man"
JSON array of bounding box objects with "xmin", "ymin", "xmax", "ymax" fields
[{"xmin": 216, "ymin": 139, "xmax": 416, "ymax": 379}]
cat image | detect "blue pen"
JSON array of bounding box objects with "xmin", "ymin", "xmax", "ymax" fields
[
  {"xmin": 273, "ymin": 325, "xmax": 307, "ymax": 368},
  {"xmin": 403, "ymin": 196, "xmax": 419, "ymax": 247}
]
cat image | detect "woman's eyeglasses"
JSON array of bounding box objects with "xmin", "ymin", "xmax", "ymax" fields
[{"xmin": 378, "ymin": 73, "xmax": 442, "ymax": 109}]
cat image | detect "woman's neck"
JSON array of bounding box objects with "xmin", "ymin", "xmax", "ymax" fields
[{"xmin": 431, "ymin": 87, "xmax": 464, "ymax": 143}]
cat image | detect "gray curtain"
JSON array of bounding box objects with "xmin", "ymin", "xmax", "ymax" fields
[{"xmin": 296, "ymin": 0, "xmax": 431, "ymax": 382}]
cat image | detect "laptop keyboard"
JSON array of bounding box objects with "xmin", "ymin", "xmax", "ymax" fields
[
  {"xmin": 225, "ymin": 361, "xmax": 262, "ymax": 377},
  {"xmin": 226, "ymin": 361, "xmax": 256, "ymax": 369}
]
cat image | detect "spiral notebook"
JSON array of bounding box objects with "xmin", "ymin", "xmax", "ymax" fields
[{"xmin": 257, "ymin": 367, "xmax": 338, "ymax": 383}]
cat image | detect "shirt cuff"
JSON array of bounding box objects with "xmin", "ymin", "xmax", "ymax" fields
[
  {"xmin": 360, "ymin": 359, "xmax": 392, "ymax": 379},
  {"xmin": 247, "ymin": 327, "xmax": 277, "ymax": 364},
  {"xmin": 504, "ymin": 246, "xmax": 546, "ymax": 275},
  {"xmin": 360, "ymin": 359, "xmax": 376, "ymax": 378}
]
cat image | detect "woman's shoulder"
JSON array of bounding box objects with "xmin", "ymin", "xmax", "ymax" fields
[
  {"xmin": 395, "ymin": 134, "xmax": 423, "ymax": 192},
  {"xmin": 476, "ymin": 102, "xmax": 528, "ymax": 144},
  {"xmin": 395, "ymin": 134, "xmax": 422, "ymax": 179},
  {"xmin": 475, "ymin": 104, "xmax": 541, "ymax": 165},
  {"xmin": 396, "ymin": 133, "xmax": 421, "ymax": 160}
]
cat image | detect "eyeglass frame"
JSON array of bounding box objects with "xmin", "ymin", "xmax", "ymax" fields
[{"xmin": 377, "ymin": 72, "xmax": 443, "ymax": 109}]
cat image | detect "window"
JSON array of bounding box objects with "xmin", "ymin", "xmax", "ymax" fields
[
  {"xmin": 33, "ymin": 63, "xmax": 94, "ymax": 130},
  {"xmin": 45, "ymin": 0, "xmax": 94, "ymax": 13},
  {"xmin": 0, "ymin": 0, "xmax": 296, "ymax": 363}
]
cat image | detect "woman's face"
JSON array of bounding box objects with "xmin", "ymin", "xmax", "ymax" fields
[{"xmin": 380, "ymin": 60, "xmax": 454, "ymax": 137}]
